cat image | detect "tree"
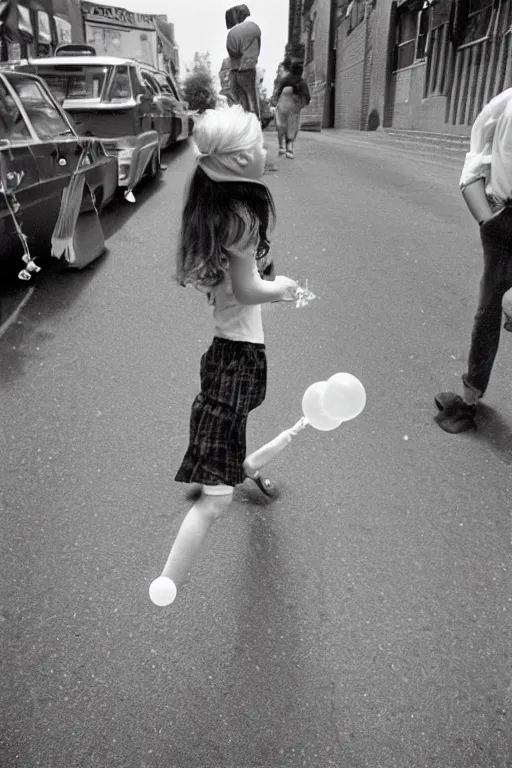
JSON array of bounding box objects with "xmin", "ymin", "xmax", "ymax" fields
[
  {"xmin": 259, "ymin": 86, "xmax": 274, "ymax": 128},
  {"xmin": 181, "ymin": 51, "xmax": 217, "ymax": 113}
]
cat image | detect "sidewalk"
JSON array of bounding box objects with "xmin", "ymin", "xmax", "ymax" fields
[{"xmin": 301, "ymin": 126, "xmax": 470, "ymax": 166}]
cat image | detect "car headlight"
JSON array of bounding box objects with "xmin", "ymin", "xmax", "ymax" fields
[{"xmin": 118, "ymin": 148, "xmax": 135, "ymax": 163}]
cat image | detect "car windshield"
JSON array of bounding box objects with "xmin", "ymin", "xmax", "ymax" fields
[
  {"xmin": 2, "ymin": 75, "xmax": 70, "ymax": 140},
  {"xmin": 0, "ymin": 80, "xmax": 31, "ymax": 142},
  {"xmin": 153, "ymin": 72, "xmax": 177, "ymax": 98},
  {"xmin": 35, "ymin": 65, "xmax": 111, "ymax": 102}
]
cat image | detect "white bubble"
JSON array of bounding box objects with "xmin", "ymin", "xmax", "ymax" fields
[{"xmin": 149, "ymin": 576, "xmax": 177, "ymax": 606}]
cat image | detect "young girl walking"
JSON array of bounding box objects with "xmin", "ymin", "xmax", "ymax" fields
[{"xmin": 149, "ymin": 106, "xmax": 299, "ymax": 606}]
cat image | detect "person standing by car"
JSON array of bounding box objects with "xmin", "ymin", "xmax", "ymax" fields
[
  {"xmin": 434, "ymin": 88, "xmax": 512, "ymax": 433},
  {"xmin": 225, "ymin": 4, "xmax": 278, "ymax": 173},
  {"xmin": 225, "ymin": 4, "xmax": 261, "ymax": 118}
]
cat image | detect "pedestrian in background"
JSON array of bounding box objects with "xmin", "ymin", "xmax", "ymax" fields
[
  {"xmin": 270, "ymin": 56, "xmax": 292, "ymax": 104},
  {"xmin": 225, "ymin": 4, "xmax": 278, "ymax": 173},
  {"xmin": 435, "ymin": 88, "xmax": 512, "ymax": 433},
  {"xmin": 225, "ymin": 4, "xmax": 261, "ymax": 118},
  {"xmin": 272, "ymin": 62, "xmax": 311, "ymax": 159},
  {"xmin": 152, "ymin": 106, "xmax": 298, "ymax": 604}
]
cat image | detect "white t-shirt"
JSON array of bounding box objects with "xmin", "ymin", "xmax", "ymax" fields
[{"xmin": 210, "ymin": 229, "xmax": 264, "ymax": 344}]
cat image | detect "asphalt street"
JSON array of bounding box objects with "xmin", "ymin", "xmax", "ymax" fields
[{"xmin": 0, "ymin": 128, "xmax": 511, "ymax": 768}]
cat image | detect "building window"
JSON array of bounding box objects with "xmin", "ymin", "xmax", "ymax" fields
[
  {"xmin": 0, "ymin": 80, "xmax": 31, "ymax": 142},
  {"xmin": 415, "ymin": 8, "xmax": 429, "ymax": 58},
  {"xmin": 393, "ymin": 6, "xmax": 429, "ymax": 70},
  {"xmin": 346, "ymin": 0, "xmax": 366, "ymax": 34},
  {"xmin": 462, "ymin": 0, "xmax": 493, "ymax": 44}
]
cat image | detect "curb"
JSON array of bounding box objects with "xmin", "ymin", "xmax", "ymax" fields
[
  {"xmin": 383, "ymin": 128, "xmax": 470, "ymax": 150},
  {"xmin": 0, "ymin": 286, "xmax": 34, "ymax": 340}
]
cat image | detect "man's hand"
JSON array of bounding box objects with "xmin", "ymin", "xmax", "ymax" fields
[{"xmin": 461, "ymin": 178, "xmax": 494, "ymax": 224}]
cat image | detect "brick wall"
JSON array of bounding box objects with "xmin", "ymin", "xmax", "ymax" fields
[
  {"xmin": 363, "ymin": 0, "xmax": 471, "ymax": 135},
  {"xmin": 300, "ymin": 0, "xmax": 333, "ymax": 130},
  {"xmin": 365, "ymin": 0, "xmax": 393, "ymax": 130},
  {"xmin": 335, "ymin": 15, "xmax": 366, "ymax": 129},
  {"xmin": 312, "ymin": 0, "xmax": 475, "ymax": 134}
]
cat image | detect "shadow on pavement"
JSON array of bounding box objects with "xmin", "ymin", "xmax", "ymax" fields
[
  {"xmin": 471, "ymin": 403, "xmax": 512, "ymax": 465},
  {"xmin": 231, "ymin": 503, "xmax": 303, "ymax": 747},
  {"xmin": 0, "ymin": 140, "xmax": 190, "ymax": 344},
  {"xmin": 98, "ymin": 140, "xmax": 190, "ymax": 241},
  {"xmin": 0, "ymin": 251, "xmax": 110, "ymax": 384}
]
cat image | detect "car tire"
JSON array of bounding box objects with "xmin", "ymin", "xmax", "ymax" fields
[
  {"xmin": 147, "ymin": 149, "xmax": 160, "ymax": 179},
  {"xmin": 93, "ymin": 186, "xmax": 104, "ymax": 211}
]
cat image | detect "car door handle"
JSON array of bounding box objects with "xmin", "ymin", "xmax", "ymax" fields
[
  {"xmin": 51, "ymin": 149, "xmax": 68, "ymax": 166},
  {"xmin": 5, "ymin": 170, "xmax": 24, "ymax": 190}
]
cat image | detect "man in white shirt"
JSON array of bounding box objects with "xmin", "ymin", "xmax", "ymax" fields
[{"xmin": 435, "ymin": 89, "xmax": 512, "ymax": 433}]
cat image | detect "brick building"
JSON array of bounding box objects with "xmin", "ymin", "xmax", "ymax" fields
[
  {"xmin": 299, "ymin": 0, "xmax": 336, "ymax": 130},
  {"xmin": 335, "ymin": 0, "xmax": 374, "ymax": 129},
  {"xmin": 287, "ymin": 0, "xmax": 512, "ymax": 136}
]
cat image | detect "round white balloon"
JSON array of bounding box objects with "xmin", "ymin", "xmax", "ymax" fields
[
  {"xmin": 302, "ymin": 381, "xmax": 343, "ymax": 431},
  {"xmin": 149, "ymin": 576, "xmax": 177, "ymax": 606},
  {"xmin": 322, "ymin": 373, "xmax": 366, "ymax": 421}
]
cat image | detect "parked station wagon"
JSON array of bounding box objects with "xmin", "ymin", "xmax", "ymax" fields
[
  {"xmin": 16, "ymin": 46, "xmax": 193, "ymax": 197},
  {"xmin": 0, "ymin": 68, "xmax": 117, "ymax": 267},
  {"xmin": 138, "ymin": 64, "xmax": 193, "ymax": 146}
]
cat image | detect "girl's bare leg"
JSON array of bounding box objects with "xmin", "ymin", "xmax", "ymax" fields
[
  {"xmin": 156, "ymin": 486, "xmax": 233, "ymax": 599},
  {"xmin": 277, "ymin": 126, "xmax": 286, "ymax": 154},
  {"xmin": 243, "ymin": 418, "xmax": 307, "ymax": 476}
]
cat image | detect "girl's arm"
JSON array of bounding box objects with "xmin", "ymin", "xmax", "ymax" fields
[
  {"xmin": 230, "ymin": 251, "xmax": 296, "ymax": 305},
  {"xmin": 273, "ymin": 74, "xmax": 294, "ymax": 104},
  {"xmin": 270, "ymin": 77, "xmax": 281, "ymax": 107},
  {"xmin": 299, "ymin": 80, "xmax": 311, "ymax": 106}
]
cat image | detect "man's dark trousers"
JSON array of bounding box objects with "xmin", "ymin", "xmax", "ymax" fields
[
  {"xmin": 231, "ymin": 69, "xmax": 260, "ymax": 118},
  {"xmin": 462, "ymin": 205, "xmax": 512, "ymax": 402}
]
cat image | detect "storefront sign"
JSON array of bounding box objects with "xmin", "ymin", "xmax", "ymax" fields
[
  {"xmin": 84, "ymin": 21, "xmax": 157, "ymax": 66},
  {"xmin": 81, "ymin": 2, "xmax": 155, "ymax": 30}
]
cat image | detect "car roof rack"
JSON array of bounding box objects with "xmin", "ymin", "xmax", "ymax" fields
[{"xmin": 55, "ymin": 44, "xmax": 97, "ymax": 56}]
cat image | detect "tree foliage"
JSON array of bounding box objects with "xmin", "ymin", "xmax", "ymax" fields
[
  {"xmin": 259, "ymin": 86, "xmax": 272, "ymax": 118},
  {"xmin": 181, "ymin": 51, "xmax": 217, "ymax": 113}
]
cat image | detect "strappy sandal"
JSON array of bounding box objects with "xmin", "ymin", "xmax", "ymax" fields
[{"xmin": 245, "ymin": 473, "xmax": 279, "ymax": 499}]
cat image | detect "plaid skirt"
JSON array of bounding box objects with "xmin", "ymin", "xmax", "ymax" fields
[{"xmin": 175, "ymin": 337, "xmax": 267, "ymax": 487}]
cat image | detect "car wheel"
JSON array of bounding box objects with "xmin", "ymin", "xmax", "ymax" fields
[
  {"xmin": 147, "ymin": 149, "xmax": 160, "ymax": 180},
  {"xmin": 93, "ymin": 187, "xmax": 104, "ymax": 211}
]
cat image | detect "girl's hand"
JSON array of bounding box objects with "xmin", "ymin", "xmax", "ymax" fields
[{"xmin": 274, "ymin": 275, "xmax": 299, "ymax": 301}]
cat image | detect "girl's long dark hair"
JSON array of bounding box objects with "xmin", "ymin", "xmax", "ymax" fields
[{"xmin": 176, "ymin": 165, "xmax": 276, "ymax": 288}]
